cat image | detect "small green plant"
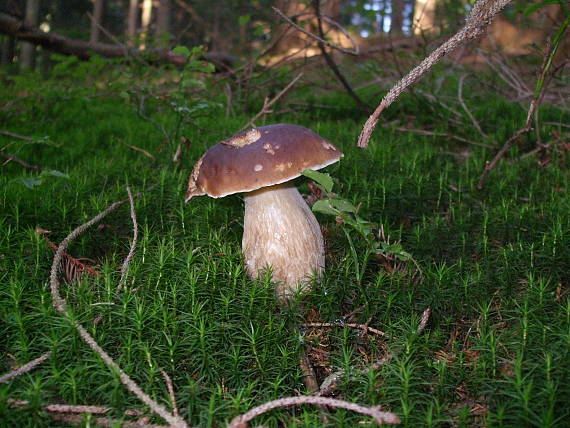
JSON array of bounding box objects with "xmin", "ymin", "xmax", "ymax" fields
[{"xmin": 302, "ymin": 169, "xmax": 419, "ymax": 284}]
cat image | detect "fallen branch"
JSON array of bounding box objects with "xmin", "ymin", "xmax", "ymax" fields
[
  {"xmin": 0, "ymin": 12, "xmax": 219, "ymax": 67},
  {"xmin": 48, "ymin": 190, "xmax": 187, "ymax": 428},
  {"xmin": 0, "ymin": 352, "xmax": 51, "ymax": 384},
  {"xmin": 357, "ymin": 0, "xmax": 514, "ymax": 148},
  {"xmin": 228, "ymin": 396, "xmax": 400, "ymax": 427},
  {"xmin": 0, "ymin": 151, "xmax": 43, "ymax": 171},
  {"xmin": 0, "ymin": 129, "xmax": 36, "ymax": 141},
  {"xmin": 8, "ymin": 399, "xmax": 167, "ymax": 428}
]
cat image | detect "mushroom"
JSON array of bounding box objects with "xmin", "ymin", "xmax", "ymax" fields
[{"xmin": 185, "ymin": 124, "xmax": 343, "ymax": 300}]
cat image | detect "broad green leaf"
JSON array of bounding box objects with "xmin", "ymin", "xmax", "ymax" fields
[
  {"xmin": 329, "ymin": 197, "xmax": 357, "ymax": 213},
  {"xmin": 238, "ymin": 15, "xmax": 251, "ymax": 26},
  {"xmin": 172, "ymin": 46, "xmax": 192, "ymax": 59},
  {"xmin": 312, "ymin": 199, "xmax": 340, "ymax": 216},
  {"xmin": 301, "ymin": 169, "xmax": 334, "ymax": 193}
]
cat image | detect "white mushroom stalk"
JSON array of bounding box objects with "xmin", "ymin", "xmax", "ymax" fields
[
  {"xmin": 242, "ymin": 183, "xmax": 324, "ymax": 299},
  {"xmin": 185, "ymin": 124, "xmax": 343, "ymax": 301}
]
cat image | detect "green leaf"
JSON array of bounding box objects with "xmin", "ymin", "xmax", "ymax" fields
[
  {"xmin": 301, "ymin": 169, "xmax": 334, "ymax": 193},
  {"xmin": 329, "ymin": 197, "xmax": 357, "ymax": 213},
  {"xmin": 20, "ymin": 177, "xmax": 42, "ymax": 188},
  {"xmin": 312, "ymin": 199, "xmax": 340, "ymax": 217},
  {"xmin": 172, "ymin": 46, "xmax": 192, "ymax": 60},
  {"xmin": 43, "ymin": 169, "xmax": 69, "ymax": 179}
]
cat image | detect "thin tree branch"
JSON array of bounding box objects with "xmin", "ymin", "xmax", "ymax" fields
[
  {"xmin": 48, "ymin": 191, "xmax": 187, "ymax": 428},
  {"xmin": 271, "ymin": 7, "xmax": 359, "ymax": 56},
  {"xmin": 313, "ymin": 0, "xmax": 370, "ymax": 113},
  {"xmin": 228, "ymin": 396, "xmax": 400, "ymax": 427},
  {"xmin": 0, "ymin": 151, "xmax": 43, "ymax": 171},
  {"xmin": 0, "ymin": 352, "xmax": 51, "ymax": 384},
  {"xmin": 116, "ymin": 187, "xmax": 138, "ymax": 293},
  {"xmin": 357, "ymin": 0, "xmax": 514, "ymax": 148}
]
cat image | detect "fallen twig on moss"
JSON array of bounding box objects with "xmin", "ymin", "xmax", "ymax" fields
[
  {"xmin": 48, "ymin": 189, "xmax": 188, "ymax": 428},
  {"xmin": 116, "ymin": 186, "xmax": 138, "ymax": 293},
  {"xmin": 228, "ymin": 395, "xmax": 400, "ymax": 427},
  {"xmin": 0, "ymin": 352, "xmax": 51, "ymax": 384}
]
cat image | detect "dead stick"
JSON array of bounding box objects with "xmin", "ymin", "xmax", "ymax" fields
[
  {"xmin": 0, "ymin": 152, "xmax": 43, "ymax": 171},
  {"xmin": 48, "ymin": 191, "xmax": 187, "ymax": 428},
  {"xmin": 0, "ymin": 352, "xmax": 51, "ymax": 384},
  {"xmin": 117, "ymin": 186, "xmax": 138, "ymax": 293},
  {"xmin": 229, "ymin": 396, "xmax": 400, "ymax": 427}
]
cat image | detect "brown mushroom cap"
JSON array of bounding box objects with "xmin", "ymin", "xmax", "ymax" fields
[{"xmin": 185, "ymin": 124, "xmax": 344, "ymax": 201}]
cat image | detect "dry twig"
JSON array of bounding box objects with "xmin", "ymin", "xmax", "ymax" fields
[
  {"xmin": 116, "ymin": 187, "xmax": 138, "ymax": 293},
  {"xmin": 477, "ymin": 15, "xmax": 569, "ymax": 189},
  {"xmin": 457, "ymin": 74, "xmax": 488, "ymax": 140},
  {"xmin": 48, "ymin": 191, "xmax": 187, "ymax": 428},
  {"xmin": 0, "ymin": 151, "xmax": 43, "ymax": 171},
  {"xmin": 271, "ymin": 7, "xmax": 359, "ymax": 56},
  {"xmin": 228, "ymin": 396, "xmax": 400, "ymax": 427},
  {"xmin": 357, "ymin": 0, "xmax": 514, "ymax": 148},
  {"xmin": 240, "ymin": 72, "xmax": 303, "ymax": 130},
  {"xmin": 161, "ymin": 370, "xmax": 180, "ymax": 418},
  {"xmin": 0, "ymin": 352, "xmax": 51, "ymax": 384},
  {"xmin": 8, "ymin": 399, "xmax": 166, "ymax": 428},
  {"xmin": 313, "ymin": 0, "xmax": 370, "ymax": 113}
]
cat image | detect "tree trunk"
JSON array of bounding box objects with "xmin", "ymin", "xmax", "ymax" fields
[
  {"xmin": 127, "ymin": 0, "xmax": 138, "ymax": 46},
  {"xmin": 20, "ymin": 0, "xmax": 41, "ymax": 70},
  {"xmin": 156, "ymin": 0, "xmax": 172, "ymax": 39},
  {"xmin": 89, "ymin": 0, "xmax": 105, "ymax": 43},
  {"xmin": 140, "ymin": 0, "xmax": 153, "ymax": 48},
  {"xmin": 391, "ymin": 0, "xmax": 405, "ymax": 34},
  {"xmin": 1, "ymin": 35, "xmax": 15, "ymax": 64},
  {"xmin": 413, "ymin": 0, "xmax": 438, "ymax": 35}
]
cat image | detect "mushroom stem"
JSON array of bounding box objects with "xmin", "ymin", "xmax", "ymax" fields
[{"xmin": 242, "ymin": 183, "xmax": 324, "ymax": 299}]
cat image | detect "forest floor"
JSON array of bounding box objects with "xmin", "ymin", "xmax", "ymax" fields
[{"xmin": 1, "ymin": 56, "xmax": 569, "ymax": 427}]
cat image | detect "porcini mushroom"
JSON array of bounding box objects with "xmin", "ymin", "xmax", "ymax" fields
[{"xmin": 185, "ymin": 124, "xmax": 343, "ymax": 299}]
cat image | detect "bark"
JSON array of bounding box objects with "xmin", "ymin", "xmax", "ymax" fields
[
  {"xmin": 391, "ymin": 0, "xmax": 405, "ymax": 34},
  {"xmin": 89, "ymin": 0, "xmax": 105, "ymax": 44},
  {"xmin": 140, "ymin": 0, "xmax": 153, "ymax": 48},
  {"xmin": 20, "ymin": 0, "xmax": 41, "ymax": 70},
  {"xmin": 413, "ymin": 0, "xmax": 438, "ymax": 34},
  {"xmin": 127, "ymin": 0, "xmax": 138, "ymax": 46},
  {"xmin": 156, "ymin": 0, "xmax": 172, "ymax": 37},
  {"xmin": 0, "ymin": 12, "xmax": 231, "ymax": 68},
  {"xmin": 0, "ymin": 12, "xmax": 184, "ymax": 65}
]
